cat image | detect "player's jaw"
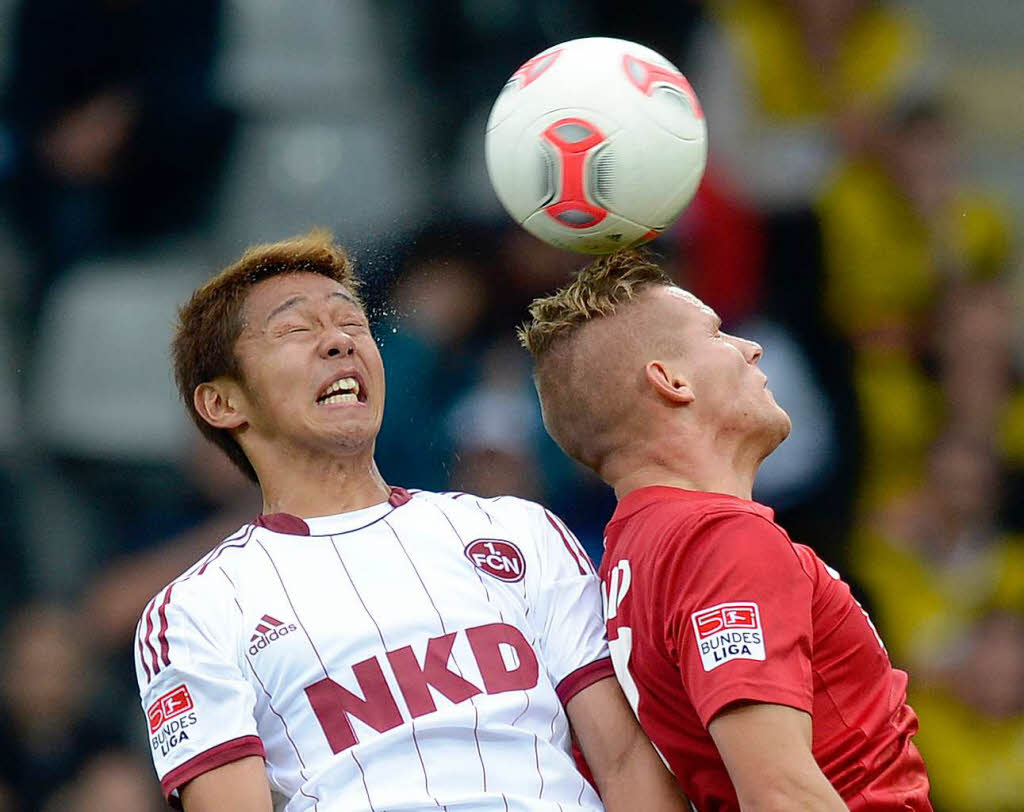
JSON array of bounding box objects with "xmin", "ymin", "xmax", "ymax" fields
[
  {"xmin": 737, "ymin": 358, "xmax": 791, "ymax": 456},
  {"xmin": 688, "ymin": 326, "xmax": 790, "ymax": 453},
  {"xmin": 755, "ymin": 375, "xmax": 792, "ymax": 449}
]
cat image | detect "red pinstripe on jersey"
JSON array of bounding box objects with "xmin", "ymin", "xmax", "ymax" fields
[
  {"xmin": 246, "ymin": 647, "xmax": 320, "ymax": 807},
  {"xmin": 430, "ymin": 495, "xmax": 592, "ymax": 797},
  {"xmin": 256, "ymin": 533, "xmax": 387, "ymax": 810},
  {"xmin": 544, "ymin": 510, "xmax": 594, "ymax": 575},
  {"xmin": 197, "ymin": 526, "xmax": 258, "ymax": 575},
  {"xmin": 384, "ymin": 516, "xmax": 488, "ymax": 791},
  {"xmin": 140, "ymin": 489, "xmax": 609, "ymax": 810},
  {"xmin": 350, "ymin": 749, "xmax": 375, "ymax": 811},
  {"xmin": 137, "ymin": 525, "xmax": 256, "ymax": 682}
]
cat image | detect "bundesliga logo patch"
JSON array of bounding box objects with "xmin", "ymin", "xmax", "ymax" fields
[
  {"xmin": 147, "ymin": 684, "xmax": 198, "ymax": 756},
  {"xmin": 148, "ymin": 684, "xmax": 194, "ymax": 733},
  {"xmin": 691, "ymin": 602, "xmax": 765, "ymax": 671}
]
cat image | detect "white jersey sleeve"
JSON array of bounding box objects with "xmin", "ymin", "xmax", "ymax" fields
[
  {"xmin": 525, "ymin": 503, "xmax": 613, "ymax": 705},
  {"xmin": 135, "ymin": 571, "xmax": 264, "ymax": 807}
]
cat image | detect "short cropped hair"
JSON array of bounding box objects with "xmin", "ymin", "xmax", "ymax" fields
[
  {"xmin": 172, "ymin": 229, "xmax": 361, "ymax": 483},
  {"xmin": 518, "ymin": 250, "xmax": 672, "ymax": 467},
  {"xmin": 518, "ymin": 250, "xmax": 671, "ymax": 359}
]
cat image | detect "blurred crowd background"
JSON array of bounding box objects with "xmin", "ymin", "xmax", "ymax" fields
[{"xmin": 0, "ymin": 1, "xmax": 1021, "ymax": 810}]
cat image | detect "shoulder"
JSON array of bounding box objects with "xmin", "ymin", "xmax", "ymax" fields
[
  {"xmin": 638, "ymin": 503, "xmax": 798, "ymax": 572},
  {"xmin": 689, "ymin": 506, "xmax": 793, "ymax": 552},
  {"xmin": 412, "ymin": 488, "xmax": 549, "ymax": 527},
  {"xmin": 680, "ymin": 511, "xmax": 820, "ymax": 593},
  {"xmin": 136, "ymin": 523, "xmax": 258, "ymax": 629},
  {"xmin": 617, "ymin": 493, "xmax": 777, "ymax": 542},
  {"xmin": 134, "ymin": 527, "xmax": 259, "ymax": 681},
  {"xmin": 413, "ymin": 489, "xmax": 588, "ymax": 567}
]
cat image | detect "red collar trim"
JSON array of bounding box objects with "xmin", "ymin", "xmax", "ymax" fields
[
  {"xmin": 388, "ymin": 486, "xmax": 412, "ymax": 506},
  {"xmin": 255, "ymin": 487, "xmax": 411, "ymax": 536},
  {"xmin": 254, "ymin": 513, "xmax": 310, "ymax": 535}
]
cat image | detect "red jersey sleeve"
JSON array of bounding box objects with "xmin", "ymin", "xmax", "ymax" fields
[{"xmin": 662, "ymin": 511, "xmax": 815, "ymax": 728}]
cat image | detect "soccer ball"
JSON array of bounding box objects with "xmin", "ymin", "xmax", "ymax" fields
[{"xmin": 485, "ymin": 37, "xmax": 707, "ymax": 254}]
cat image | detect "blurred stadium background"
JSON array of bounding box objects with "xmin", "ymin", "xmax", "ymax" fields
[{"xmin": 0, "ymin": 1, "xmax": 1021, "ymax": 809}]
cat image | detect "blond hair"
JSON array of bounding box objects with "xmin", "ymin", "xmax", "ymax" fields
[
  {"xmin": 518, "ymin": 250, "xmax": 673, "ymax": 469},
  {"xmin": 518, "ymin": 250, "xmax": 671, "ymax": 361}
]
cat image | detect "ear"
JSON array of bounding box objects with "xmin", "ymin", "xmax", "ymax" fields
[
  {"xmin": 194, "ymin": 379, "xmax": 249, "ymax": 431},
  {"xmin": 645, "ymin": 360, "xmax": 695, "ymax": 405}
]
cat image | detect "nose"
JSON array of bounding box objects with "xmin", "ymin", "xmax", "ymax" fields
[
  {"xmin": 318, "ymin": 325, "xmax": 356, "ymax": 359},
  {"xmin": 728, "ymin": 334, "xmax": 762, "ymax": 364}
]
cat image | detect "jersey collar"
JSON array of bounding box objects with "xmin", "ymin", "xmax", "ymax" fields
[
  {"xmin": 610, "ymin": 485, "xmax": 775, "ymax": 525},
  {"xmin": 256, "ymin": 487, "xmax": 412, "ymax": 536}
]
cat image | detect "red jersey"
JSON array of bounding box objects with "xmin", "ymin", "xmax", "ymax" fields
[{"xmin": 600, "ymin": 486, "xmax": 931, "ymax": 811}]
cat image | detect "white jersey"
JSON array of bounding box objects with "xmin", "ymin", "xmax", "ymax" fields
[{"xmin": 135, "ymin": 488, "xmax": 612, "ymax": 811}]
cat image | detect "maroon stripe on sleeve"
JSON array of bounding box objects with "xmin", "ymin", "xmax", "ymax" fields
[
  {"xmin": 544, "ymin": 511, "xmax": 587, "ymax": 575},
  {"xmin": 137, "ymin": 526, "xmax": 253, "ymax": 687},
  {"xmin": 555, "ymin": 657, "xmax": 615, "ymax": 707},
  {"xmin": 143, "ymin": 598, "xmax": 161, "ymax": 677},
  {"xmin": 138, "ymin": 630, "xmax": 152, "ymax": 682},
  {"xmin": 159, "ymin": 735, "xmax": 264, "ymax": 806},
  {"xmin": 157, "ymin": 584, "xmax": 176, "ymax": 668}
]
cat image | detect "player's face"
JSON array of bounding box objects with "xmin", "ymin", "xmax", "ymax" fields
[
  {"xmin": 650, "ymin": 287, "xmax": 791, "ymax": 452},
  {"xmin": 233, "ymin": 272, "xmax": 385, "ymax": 456}
]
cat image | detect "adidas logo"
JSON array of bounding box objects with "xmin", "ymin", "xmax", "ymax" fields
[{"xmin": 248, "ymin": 614, "xmax": 298, "ymax": 656}]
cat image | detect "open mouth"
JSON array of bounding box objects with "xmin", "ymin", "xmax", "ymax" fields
[{"xmin": 316, "ymin": 375, "xmax": 366, "ymax": 406}]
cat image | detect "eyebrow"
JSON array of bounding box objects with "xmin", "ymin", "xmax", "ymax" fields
[
  {"xmin": 264, "ymin": 290, "xmax": 359, "ymax": 326},
  {"xmin": 713, "ymin": 314, "xmax": 722, "ymax": 331}
]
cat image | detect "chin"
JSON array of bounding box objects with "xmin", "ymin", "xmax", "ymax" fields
[
  {"xmin": 332, "ymin": 425, "xmax": 379, "ymax": 452},
  {"xmin": 775, "ymin": 404, "xmax": 793, "ymax": 440},
  {"xmin": 309, "ymin": 417, "xmax": 379, "ymax": 455},
  {"xmin": 759, "ymin": 405, "xmax": 792, "ymax": 458}
]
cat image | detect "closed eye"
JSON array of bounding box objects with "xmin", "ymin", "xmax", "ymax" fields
[{"xmin": 271, "ymin": 325, "xmax": 311, "ymax": 337}]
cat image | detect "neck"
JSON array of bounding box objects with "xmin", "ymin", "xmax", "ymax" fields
[
  {"xmin": 602, "ymin": 425, "xmax": 767, "ymax": 503},
  {"xmin": 609, "ymin": 461, "xmax": 758, "ymax": 502},
  {"xmin": 252, "ymin": 445, "xmax": 391, "ymax": 518}
]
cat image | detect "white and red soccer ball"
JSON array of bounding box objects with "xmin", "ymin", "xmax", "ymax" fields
[{"xmin": 485, "ymin": 37, "xmax": 707, "ymax": 254}]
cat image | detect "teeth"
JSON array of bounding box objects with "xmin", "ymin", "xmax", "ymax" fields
[
  {"xmin": 321, "ymin": 377, "xmax": 360, "ymax": 400},
  {"xmin": 321, "ymin": 393, "xmax": 358, "ymax": 405}
]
